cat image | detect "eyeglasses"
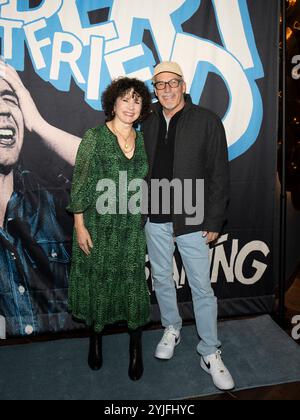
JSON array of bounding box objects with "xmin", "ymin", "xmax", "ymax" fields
[{"xmin": 153, "ymin": 79, "xmax": 183, "ymax": 90}]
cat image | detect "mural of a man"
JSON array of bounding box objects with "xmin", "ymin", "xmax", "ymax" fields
[{"xmin": 0, "ymin": 61, "xmax": 80, "ymax": 337}]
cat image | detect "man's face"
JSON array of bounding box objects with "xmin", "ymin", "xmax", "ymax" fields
[
  {"xmin": 154, "ymin": 72, "xmax": 186, "ymax": 114},
  {"xmin": 0, "ymin": 79, "xmax": 24, "ymax": 170}
]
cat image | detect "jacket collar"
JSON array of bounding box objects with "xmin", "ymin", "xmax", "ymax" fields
[
  {"xmin": 152, "ymin": 94, "xmax": 193, "ymax": 116},
  {"xmin": 13, "ymin": 167, "xmax": 39, "ymax": 193}
]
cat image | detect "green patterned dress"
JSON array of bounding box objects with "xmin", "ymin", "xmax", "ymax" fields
[{"xmin": 67, "ymin": 125, "xmax": 150, "ymax": 332}]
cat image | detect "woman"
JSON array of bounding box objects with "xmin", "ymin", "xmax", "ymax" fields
[{"xmin": 67, "ymin": 78, "xmax": 152, "ymax": 381}]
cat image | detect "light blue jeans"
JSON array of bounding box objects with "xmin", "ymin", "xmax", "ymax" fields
[{"xmin": 145, "ymin": 221, "xmax": 221, "ymax": 356}]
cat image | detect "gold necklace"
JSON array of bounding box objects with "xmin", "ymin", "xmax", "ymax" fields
[{"xmin": 112, "ymin": 124, "xmax": 135, "ymax": 153}]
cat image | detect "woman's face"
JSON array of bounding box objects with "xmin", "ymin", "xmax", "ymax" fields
[{"xmin": 114, "ymin": 89, "xmax": 143, "ymax": 125}]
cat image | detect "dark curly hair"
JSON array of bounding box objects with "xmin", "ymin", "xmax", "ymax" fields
[{"xmin": 101, "ymin": 77, "xmax": 152, "ymax": 122}]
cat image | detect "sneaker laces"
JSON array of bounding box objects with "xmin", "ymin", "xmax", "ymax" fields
[
  {"xmin": 213, "ymin": 350, "xmax": 226, "ymax": 373},
  {"xmin": 161, "ymin": 327, "xmax": 178, "ymax": 346}
]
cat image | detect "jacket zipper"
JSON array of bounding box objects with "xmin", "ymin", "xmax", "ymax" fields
[{"xmin": 172, "ymin": 115, "xmax": 184, "ymax": 236}]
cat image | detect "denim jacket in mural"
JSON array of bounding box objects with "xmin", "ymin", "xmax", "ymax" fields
[{"xmin": 0, "ymin": 169, "xmax": 72, "ymax": 337}]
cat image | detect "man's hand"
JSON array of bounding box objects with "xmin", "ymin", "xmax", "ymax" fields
[
  {"xmin": 202, "ymin": 231, "xmax": 219, "ymax": 245},
  {"xmin": 0, "ymin": 59, "xmax": 44, "ymax": 132},
  {"xmin": 75, "ymin": 225, "xmax": 94, "ymax": 256}
]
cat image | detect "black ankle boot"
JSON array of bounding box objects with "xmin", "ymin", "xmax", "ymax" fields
[
  {"xmin": 88, "ymin": 332, "xmax": 103, "ymax": 371},
  {"xmin": 128, "ymin": 328, "xmax": 144, "ymax": 381}
]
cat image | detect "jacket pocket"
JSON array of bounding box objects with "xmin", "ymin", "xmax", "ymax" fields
[{"xmin": 36, "ymin": 241, "xmax": 71, "ymax": 289}]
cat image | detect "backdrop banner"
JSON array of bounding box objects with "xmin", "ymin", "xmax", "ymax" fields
[{"xmin": 0, "ymin": 0, "xmax": 279, "ymax": 337}]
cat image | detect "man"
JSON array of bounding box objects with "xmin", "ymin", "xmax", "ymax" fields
[
  {"xmin": 142, "ymin": 62, "xmax": 234, "ymax": 391},
  {"xmin": 0, "ymin": 61, "xmax": 80, "ymax": 336}
]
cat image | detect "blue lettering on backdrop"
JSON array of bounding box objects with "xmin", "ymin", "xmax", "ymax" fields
[{"xmin": 0, "ymin": 0, "xmax": 264, "ymax": 161}]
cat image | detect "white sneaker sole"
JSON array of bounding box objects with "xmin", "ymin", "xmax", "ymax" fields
[
  {"xmin": 200, "ymin": 358, "xmax": 235, "ymax": 391},
  {"xmin": 155, "ymin": 336, "xmax": 181, "ymax": 360}
]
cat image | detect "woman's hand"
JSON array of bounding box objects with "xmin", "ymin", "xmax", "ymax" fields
[{"xmin": 75, "ymin": 225, "xmax": 94, "ymax": 256}]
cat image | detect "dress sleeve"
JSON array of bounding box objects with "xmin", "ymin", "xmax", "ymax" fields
[{"xmin": 66, "ymin": 128, "xmax": 97, "ymax": 214}]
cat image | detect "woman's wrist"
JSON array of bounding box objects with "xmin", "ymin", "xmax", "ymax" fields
[
  {"xmin": 74, "ymin": 214, "xmax": 85, "ymax": 230},
  {"xmin": 75, "ymin": 222, "xmax": 85, "ymax": 230}
]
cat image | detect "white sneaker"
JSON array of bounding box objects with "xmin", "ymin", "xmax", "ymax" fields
[
  {"xmin": 201, "ymin": 350, "xmax": 235, "ymax": 391},
  {"xmin": 155, "ymin": 326, "xmax": 181, "ymax": 360}
]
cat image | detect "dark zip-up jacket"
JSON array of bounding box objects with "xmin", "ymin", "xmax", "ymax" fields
[{"xmin": 141, "ymin": 95, "xmax": 230, "ymax": 237}]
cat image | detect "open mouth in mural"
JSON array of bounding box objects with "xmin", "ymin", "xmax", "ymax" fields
[{"xmin": 0, "ymin": 126, "xmax": 16, "ymax": 147}]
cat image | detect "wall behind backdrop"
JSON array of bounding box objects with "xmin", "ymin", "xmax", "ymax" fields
[{"xmin": 0, "ymin": 0, "xmax": 280, "ymax": 337}]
